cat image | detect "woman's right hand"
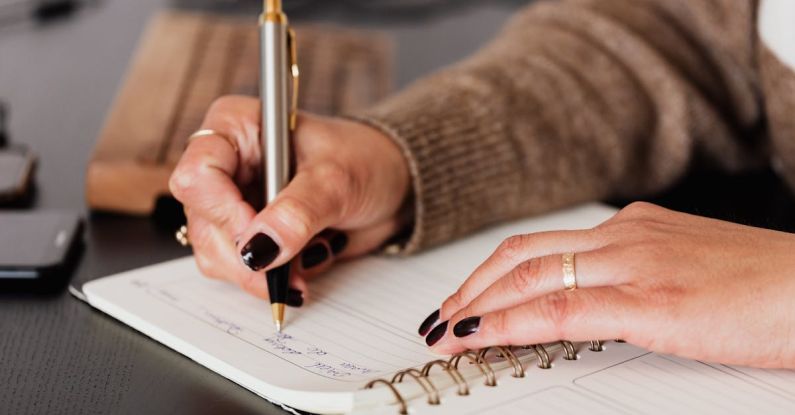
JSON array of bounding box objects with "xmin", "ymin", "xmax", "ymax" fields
[{"xmin": 169, "ymin": 95, "xmax": 411, "ymax": 302}]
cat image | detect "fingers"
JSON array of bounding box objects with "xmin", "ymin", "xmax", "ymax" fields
[
  {"xmin": 293, "ymin": 216, "xmax": 401, "ymax": 286},
  {"xmin": 196, "ymin": 95, "xmax": 263, "ymax": 174},
  {"xmin": 294, "ymin": 234, "xmax": 337, "ymax": 277},
  {"xmin": 439, "ymin": 230, "xmax": 604, "ymax": 321},
  {"xmin": 294, "ymin": 217, "xmax": 397, "ymax": 276},
  {"xmin": 188, "ymin": 214, "xmax": 270, "ymax": 299},
  {"xmin": 238, "ymin": 164, "xmax": 354, "ymax": 272},
  {"xmin": 171, "ymin": 138, "xmax": 257, "ymax": 240},
  {"xmin": 188, "ymin": 213, "xmax": 308, "ymax": 303},
  {"xmin": 446, "ymin": 248, "xmax": 628, "ymax": 328},
  {"xmin": 170, "ymin": 96, "xmax": 260, "ymax": 240},
  {"xmin": 431, "ymin": 287, "xmax": 640, "ymax": 354}
]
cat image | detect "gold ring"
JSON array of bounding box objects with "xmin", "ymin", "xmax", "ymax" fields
[
  {"xmin": 188, "ymin": 129, "xmax": 239, "ymax": 153},
  {"xmin": 176, "ymin": 225, "xmax": 190, "ymax": 247},
  {"xmin": 562, "ymin": 253, "xmax": 577, "ymax": 291}
]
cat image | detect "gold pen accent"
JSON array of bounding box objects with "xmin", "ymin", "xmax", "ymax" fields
[{"xmin": 288, "ymin": 28, "xmax": 300, "ymax": 131}]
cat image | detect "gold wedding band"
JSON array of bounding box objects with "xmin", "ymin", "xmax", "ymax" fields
[
  {"xmin": 176, "ymin": 225, "xmax": 190, "ymax": 247},
  {"xmin": 188, "ymin": 129, "xmax": 239, "ymax": 153},
  {"xmin": 562, "ymin": 253, "xmax": 577, "ymax": 291}
]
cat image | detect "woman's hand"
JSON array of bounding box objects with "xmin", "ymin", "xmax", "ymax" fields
[
  {"xmin": 420, "ymin": 202, "xmax": 795, "ymax": 369},
  {"xmin": 169, "ymin": 95, "xmax": 410, "ymax": 302}
]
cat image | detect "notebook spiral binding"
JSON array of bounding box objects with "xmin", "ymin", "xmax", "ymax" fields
[{"xmin": 364, "ymin": 340, "xmax": 607, "ymax": 414}]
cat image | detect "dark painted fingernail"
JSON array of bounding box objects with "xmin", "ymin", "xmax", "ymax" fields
[
  {"xmin": 418, "ymin": 309, "xmax": 440, "ymax": 336},
  {"xmin": 329, "ymin": 232, "xmax": 349, "ymax": 255},
  {"xmin": 425, "ymin": 320, "xmax": 448, "ymax": 347},
  {"xmin": 286, "ymin": 288, "xmax": 304, "ymax": 308},
  {"xmin": 453, "ymin": 316, "xmax": 481, "ymax": 338},
  {"xmin": 241, "ymin": 233, "xmax": 280, "ymax": 271},
  {"xmin": 301, "ymin": 243, "xmax": 329, "ymax": 269}
]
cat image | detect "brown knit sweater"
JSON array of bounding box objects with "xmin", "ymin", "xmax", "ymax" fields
[{"xmin": 353, "ymin": 0, "xmax": 795, "ymax": 254}]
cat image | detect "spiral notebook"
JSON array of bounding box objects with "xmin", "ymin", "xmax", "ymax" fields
[{"xmin": 78, "ymin": 204, "xmax": 795, "ymax": 414}]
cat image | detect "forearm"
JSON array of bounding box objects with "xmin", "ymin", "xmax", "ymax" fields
[{"xmin": 354, "ymin": 0, "xmax": 762, "ymax": 253}]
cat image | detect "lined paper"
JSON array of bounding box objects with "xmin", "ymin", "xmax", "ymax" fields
[
  {"xmin": 574, "ymin": 353, "xmax": 795, "ymax": 413},
  {"xmin": 143, "ymin": 259, "xmax": 440, "ymax": 383},
  {"xmin": 723, "ymin": 365, "xmax": 795, "ymax": 397},
  {"xmin": 479, "ymin": 386, "xmax": 621, "ymax": 415}
]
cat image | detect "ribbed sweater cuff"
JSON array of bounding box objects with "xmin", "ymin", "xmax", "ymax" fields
[{"xmin": 349, "ymin": 76, "xmax": 523, "ymax": 254}]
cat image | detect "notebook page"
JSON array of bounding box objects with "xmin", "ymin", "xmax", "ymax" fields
[{"xmin": 83, "ymin": 204, "xmax": 617, "ymax": 413}]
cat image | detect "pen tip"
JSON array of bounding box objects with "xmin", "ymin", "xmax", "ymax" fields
[{"xmin": 275, "ymin": 321, "xmax": 282, "ymax": 333}]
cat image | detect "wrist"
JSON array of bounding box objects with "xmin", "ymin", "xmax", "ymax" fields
[{"xmin": 346, "ymin": 117, "xmax": 416, "ymax": 250}]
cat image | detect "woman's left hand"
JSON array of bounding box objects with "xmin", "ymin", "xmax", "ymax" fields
[{"xmin": 422, "ymin": 202, "xmax": 795, "ymax": 369}]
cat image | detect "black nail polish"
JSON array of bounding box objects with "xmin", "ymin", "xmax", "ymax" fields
[
  {"xmin": 453, "ymin": 316, "xmax": 481, "ymax": 338},
  {"xmin": 301, "ymin": 243, "xmax": 329, "ymax": 269},
  {"xmin": 425, "ymin": 320, "xmax": 448, "ymax": 347},
  {"xmin": 286, "ymin": 288, "xmax": 304, "ymax": 308},
  {"xmin": 329, "ymin": 232, "xmax": 349, "ymax": 255},
  {"xmin": 418, "ymin": 309, "xmax": 440, "ymax": 336},
  {"xmin": 241, "ymin": 233, "xmax": 280, "ymax": 271}
]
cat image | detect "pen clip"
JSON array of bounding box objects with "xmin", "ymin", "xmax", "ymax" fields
[{"xmin": 287, "ymin": 28, "xmax": 299, "ymax": 132}]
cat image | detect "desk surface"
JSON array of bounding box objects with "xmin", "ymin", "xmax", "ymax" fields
[{"xmin": 2, "ymin": 1, "xmax": 794, "ymax": 414}]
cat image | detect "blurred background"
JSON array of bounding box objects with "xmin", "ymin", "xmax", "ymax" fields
[
  {"xmin": 2, "ymin": 1, "xmax": 795, "ymax": 414},
  {"xmin": 0, "ymin": 0, "xmax": 531, "ymax": 212}
]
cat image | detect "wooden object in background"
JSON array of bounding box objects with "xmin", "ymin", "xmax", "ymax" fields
[{"xmin": 86, "ymin": 10, "xmax": 393, "ymax": 215}]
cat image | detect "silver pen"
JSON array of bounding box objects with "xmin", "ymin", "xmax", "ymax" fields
[{"xmin": 260, "ymin": 0, "xmax": 299, "ymax": 333}]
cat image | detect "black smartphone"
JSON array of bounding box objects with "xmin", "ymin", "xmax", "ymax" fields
[{"xmin": 0, "ymin": 211, "xmax": 83, "ymax": 291}]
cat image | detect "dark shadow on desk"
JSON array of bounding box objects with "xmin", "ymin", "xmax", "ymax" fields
[
  {"xmin": 610, "ymin": 167, "xmax": 795, "ymax": 233},
  {"xmin": 70, "ymin": 203, "xmax": 191, "ymax": 289}
]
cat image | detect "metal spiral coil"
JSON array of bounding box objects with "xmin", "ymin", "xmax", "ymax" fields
[
  {"xmin": 531, "ymin": 344, "xmax": 552, "ymax": 369},
  {"xmin": 450, "ymin": 351, "xmax": 497, "ymax": 387},
  {"xmin": 480, "ymin": 346, "xmax": 525, "ymax": 378},
  {"xmin": 363, "ymin": 379, "xmax": 408, "ymax": 415},
  {"xmin": 421, "ymin": 359, "xmax": 469, "ymax": 396},
  {"xmin": 364, "ymin": 340, "xmax": 609, "ymax": 414},
  {"xmin": 589, "ymin": 340, "xmax": 605, "ymax": 352},
  {"xmin": 560, "ymin": 340, "xmax": 578, "ymax": 360},
  {"xmin": 391, "ymin": 368, "xmax": 440, "ymax": 405}
]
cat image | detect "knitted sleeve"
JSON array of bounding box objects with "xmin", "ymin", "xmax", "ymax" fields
[{"xmin": 352, "ymin": 0, "xmax": 763, "ymax": 253}]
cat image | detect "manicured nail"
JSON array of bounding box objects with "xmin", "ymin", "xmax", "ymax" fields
[
  {"xmin": 286, "ymin": 288, "xmax": 304, "ymax": 308},
  {"xmin": 329, "ymin": 232, "xmax": 349, "ymax": 255},
  {"xmin": 425, "ymin": 320, "xmax": 448, "ymax": 347},
  {"xmin": 418, "ymin": 309, "xmax": 440, "ymax": 336},
  {"xmin": 453, "ymin": 316, "xmax": 481, "ymax": 338},
  {"xmin": 241, "ymin": 233, "xmax": 280, "ymax": 271},
  {"xmin": 301, "ymin": 243, "xmax": 329, "ymax": 269}
]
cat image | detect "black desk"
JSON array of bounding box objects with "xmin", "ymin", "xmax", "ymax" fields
[
  {"xmin": 3, "ymin": 1, "xmax": 795, "ymax": 414},
  {"xmin": 0, "ymin": 1, "xmax": 520, "ymax": 414}
]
